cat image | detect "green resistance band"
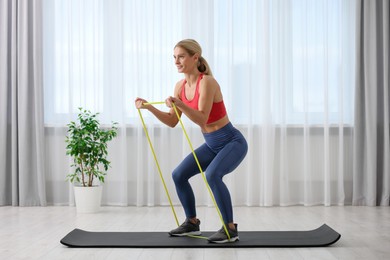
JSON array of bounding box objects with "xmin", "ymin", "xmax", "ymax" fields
[{"xmin": 138, "ymin": 101, "xmax": 231, "ymax": 241}]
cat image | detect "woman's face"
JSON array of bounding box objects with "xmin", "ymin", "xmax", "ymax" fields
[{"xmin": 173, "ymin": 47, "xmax": 198, "ymax": 73}]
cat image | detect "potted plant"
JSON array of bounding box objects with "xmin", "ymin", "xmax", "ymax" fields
[{"xmin": 66, "ymin": 108, "xmax": 118, "ymax": 213}]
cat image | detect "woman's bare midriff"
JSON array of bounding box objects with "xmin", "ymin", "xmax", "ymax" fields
[{"xmin": 201, "ymin": 115, "xmax": 230, "ymax": 133}]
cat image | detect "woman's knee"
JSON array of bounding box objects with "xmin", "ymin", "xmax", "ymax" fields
[
  {"xmin": 172, "ymin": 169, "xmax": 181, "ymax": 184},
  {"xmin": 206, "ymin": 171, "xmax": 220, "ymax": 188},
  {"xmin": 172, "ymin": 168, "xmax": 188, "ymax": 185}
]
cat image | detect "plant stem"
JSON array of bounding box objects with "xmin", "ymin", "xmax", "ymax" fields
[
  {"xmin": 80, "ymin": 155, "xmax": 86, "ymax": 187},
  {"xmin": 88, "ymin": 166, "xmax": 93, "ymax": 186}
]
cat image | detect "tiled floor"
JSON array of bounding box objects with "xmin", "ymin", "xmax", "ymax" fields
[{"xmin": 0, "ymin": 205, "xmax": 389, "ymax": 259}]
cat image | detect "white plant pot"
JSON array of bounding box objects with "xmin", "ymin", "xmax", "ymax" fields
[{"xmin": 74, "ymin": 185, "xmax": 103, "ymax": 213}]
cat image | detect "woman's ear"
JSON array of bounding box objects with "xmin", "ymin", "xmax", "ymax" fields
[{"xmin": 193, "ymin": 53, "xmax": 200, "ymax": 62}]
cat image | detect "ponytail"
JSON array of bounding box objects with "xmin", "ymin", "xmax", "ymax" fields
[{"xmin": 198, "ymin": 56, "xmax": 213, "ymax": 76}]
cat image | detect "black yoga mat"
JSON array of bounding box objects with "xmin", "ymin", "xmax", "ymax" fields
[{"xmin": 60, "ymin": 224, "xmax": 340, "ymax": 248}]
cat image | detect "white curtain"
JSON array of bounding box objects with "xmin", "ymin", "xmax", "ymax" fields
[{"xmin": 42, "ymin": 0, "xmax": 357, "ymax": 207}]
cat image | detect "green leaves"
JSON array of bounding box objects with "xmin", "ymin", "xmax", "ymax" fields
[{"xmin": 65, "ymin": 108, "xmax": 118, "ymax": 187}]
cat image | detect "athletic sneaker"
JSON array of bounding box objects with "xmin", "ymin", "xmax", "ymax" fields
[
  {"xmin": 169, "ymin": 218, "xmax": 201, "ymax": 237},
  {"xmin": 208, "ymin": 224, "xmax": 239, "ymax": 243}
]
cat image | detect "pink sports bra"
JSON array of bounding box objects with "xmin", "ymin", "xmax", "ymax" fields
[{"xmin": 180, "ymin": 74, "xmax": 227, "ymax": 124}]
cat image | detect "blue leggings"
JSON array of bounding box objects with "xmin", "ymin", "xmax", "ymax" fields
[{"xmin": 172, "ymin": 123, "xmax": 248, "ymax": 224}]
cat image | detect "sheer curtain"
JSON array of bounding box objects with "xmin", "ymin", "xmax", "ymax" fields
[{"xmin": 43, "ymin": 0, "xmax": 357, "ymax": 207}]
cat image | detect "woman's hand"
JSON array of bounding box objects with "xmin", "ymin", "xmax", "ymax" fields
[
  {"xmin": 135, "ymin": 97, "xmax": 148, "ymax": 109},
  {"xmin": 165, "ymin": 96, "xmax": 183, "ymax": 108}
]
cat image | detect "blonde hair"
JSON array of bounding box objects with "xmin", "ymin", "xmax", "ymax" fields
[{"xmin": 174, "ymin": 39, "xmax": 213, "ymax": 76}]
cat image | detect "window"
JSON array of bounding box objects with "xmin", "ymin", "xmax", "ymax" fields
[{"xmin": 43, "ymin": 0, "xmax": 355, "ymax": 125}]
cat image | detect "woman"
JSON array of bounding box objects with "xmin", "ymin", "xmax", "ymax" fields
[{"xmin": 135, "ymin": 39, "xmax": 247, "ymax": 243}]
